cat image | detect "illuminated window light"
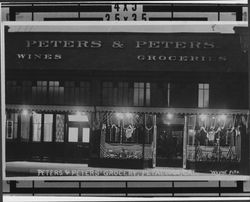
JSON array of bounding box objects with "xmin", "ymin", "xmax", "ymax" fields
[
  {"xmin": 116, "ymin": 113, "xmax": 124, "ymax": 119},
  {"xmin": 68, "ymin": 111, "xmax": 88, "ymax": 122},
  {"xmin": 218, "ymin": 114, "xmax": 227, "ymax": 121},
  {"xmin": 76, "ymin": 111, "xmax": 81, "ymax": 116},
  {"xmin": 22, "ymin": 109, "xmax": 28, "ymax": 116},
  {"xmin": 200, "ymin": 114, "xmax": 207, "ymax": 121},
  {"xmin": 125, "ymin": 113, "xmax": 133, "ymax": 118},
  {"xmin": 167, "ymin": 113, "xmax": 173, "ymax": 119}
]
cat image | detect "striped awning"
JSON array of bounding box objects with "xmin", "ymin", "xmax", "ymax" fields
[{"xmin": 5, "ymin": 104, "xmax": 249, "ymax": 115}]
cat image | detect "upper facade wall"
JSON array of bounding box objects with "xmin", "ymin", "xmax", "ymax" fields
[{"xmin": 5, "ymin": 31, "xmax": 248, "ymax": 73}]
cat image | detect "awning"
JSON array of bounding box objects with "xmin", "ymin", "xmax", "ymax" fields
[
  {"xmin": 6, "ymin": 104, "xmax": 249, "ymax": 115},
  {"xmin": 5, "ymin": 104, "xmax": 94, "ymax": 113}
]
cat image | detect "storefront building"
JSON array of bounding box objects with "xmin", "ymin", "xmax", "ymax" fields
[{"xmin": 5, "ymin": 26, "xmax": 249, "ymax": 174}]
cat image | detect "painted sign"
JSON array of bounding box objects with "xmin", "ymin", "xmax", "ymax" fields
[{"xmin": 5, "ymin": 32, "xmax": 245, "ymax": 72}]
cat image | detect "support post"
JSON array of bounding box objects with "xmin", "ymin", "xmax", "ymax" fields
[
  {"xmin": 142, "ymin": 113, "xmax": 145, "ymax": 169},
  {"xmin": 183, "ymin": 115, "xmax": 188, "ymax": 169},
  {"xmin": 152, "ymin": 114, "xmax": 157, "ymax": 168},
  {"xmin": 99, "ymin": 122, "xmax": 106, "ymax": 159}
]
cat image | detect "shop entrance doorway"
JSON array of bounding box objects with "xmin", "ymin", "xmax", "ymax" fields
[
  {"xmin": 64, "ymin": 114, "xmax": 90, "ymax": 163},
  {"xmin": 156, "ymin": 124, "xmax": 184, "ymax": 167}
]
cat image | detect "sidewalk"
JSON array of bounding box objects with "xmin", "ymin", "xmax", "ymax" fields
[{"xmin": 6, "ymin": 161, "xmax": 203, "ymax": 177}]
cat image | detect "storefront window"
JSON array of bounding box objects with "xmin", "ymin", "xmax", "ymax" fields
[
  {"xmin": 104, "ymin": 113, "xmax": 148, "ymax": 144},
  {"xmin": 198, "ymin": 83, "xmax": 209, "ymax": 108},
  {"xmin": 55, "ymin": 114, "xmax": 65, "ymax": 142},
  {"xmin": 43, "ymin": 114, "xmax": 53, "ymax": 142},
  {"xmin": 101, "ymin": 113, "xmax": 146, "ymax": 160},
  {"xmin": 32, "ymin": 113, "xmax": 42, "ymax": 142},
  {"xmin": 187, "ymin": 115, "xmax": 243, "ymax": 164},
  {"xmin": 6, "ymin": 112, "xmax": 18, "ymax": 140},
  {"xmin": 20, "ymin": 113, "xmax": 30, "ymax": 142}
]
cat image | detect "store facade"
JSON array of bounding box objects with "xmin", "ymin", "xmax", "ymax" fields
[{"xmin": 4, "ymin": 27, "xmax": 249, "ymax": 174}]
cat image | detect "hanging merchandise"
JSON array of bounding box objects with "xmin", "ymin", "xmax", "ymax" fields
[
  {"xmin": 188, "ymin": 115, "xmax": 196, "ymax": 146},
  {"xmin": 92, "ymin": 110, "xmax": 100, "ymax": 130},
  {"xmin": 199, "ymin": 127, "xmax": 208, "ymax": 146},
  {"xmin": 189, "ymin": 115, "xmax": 196, "ymax": 130},
  {"xmin": 125, "ymin": 125, "xmax": 135, "ymax": 139},
  {"xmin": 110, "ymin": 124, "xmax": 120, "ymax": 143},
  {"xmin": 226, "ymin": 115, "xmax": 236, "ymax": 146},
  {"xmin": 145, "ymin": 114, "xmax": 153, "ymax": 144},
  {"xmin": 207, "ymin": 116, "xmax": 216, "ymax": 144},
  {"xmin": 122, "ymin": 113, "xmax": 135, "ymax": 140},
  {"xmin": 235, "ymin": 125, "xmax": 241, "ymax": 161},
  {"xmin": 207, "ymin": 130, "xmax": 215, "ymax": 142},
  {"xmin": 226, "ymin": 116, "xmax": 236, "ymax": 160},
  {"xmin": 214, "ymin": 127, "xmax": 221, "ymax": 145}
]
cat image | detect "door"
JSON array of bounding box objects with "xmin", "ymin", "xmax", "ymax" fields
[
  {"xmin": 66, "ymin": 122, "xmax": 90, "ymax": 163},
  {"xmin": 156, "ymin": 124, "xmax": 184, "ymax": 167}
]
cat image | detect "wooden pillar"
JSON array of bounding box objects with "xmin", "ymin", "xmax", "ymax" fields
[
  {"xmin": 99, "ymin": 114, "xmax": 106, "ymax": 159},
  {"xmin": 142, "ymin": 113, "xmax": 146, "ymax": 169},
  {"xmin": 183, "ymin": 115, "xmax": 188, "ymax": 169},
  {"xmin": 152, "ymin": 114, "xmax": 157, "ymax": 168}
]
